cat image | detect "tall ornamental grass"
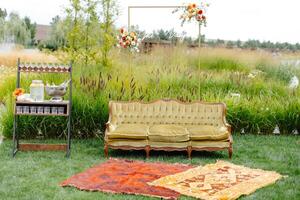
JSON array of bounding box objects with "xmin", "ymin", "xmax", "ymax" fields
[{"xmin": 0, "ymin": 46, "xmax": 299, "ymax": 138}]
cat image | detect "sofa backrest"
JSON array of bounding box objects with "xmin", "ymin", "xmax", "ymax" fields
[{"xmin": 109, "ymin": 99, "xmax": 227, "ymax": 127}]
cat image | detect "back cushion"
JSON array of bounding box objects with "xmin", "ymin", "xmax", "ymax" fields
[{"xmin": 109, "ymin": 100, "xmax": 225, "ymax": 127}]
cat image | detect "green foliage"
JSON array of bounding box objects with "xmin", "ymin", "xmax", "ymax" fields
[
  {"xmin": 38, "ymin": 16, "xmax": 69, "ymax": 51},
  {"xmin": 0, "ymin": 8, "xmax": 7, "ymax": 19},
  {"xmin": 150, "ymin": 29, "xmax": 178, "ymax": 42},
  {"xmin": 1, "ymin": 47, "xmax": 300, "ymax": 138},
  {"xmin": 0, "ymin": 9, "xmax": 36, "ymax": 46},
  {"xmin": 41, "ymin": 0, "xmax": 119, "ymax": 67},
  {"xmin": 65, "ymin": 0, "xmax": 86, "ymax": 61},
  {"xmin": 213, "ymin": 39, "xmax": 300, "ymax": 52},
  {"xmin": 0, "ymin": 12, "xmax": 31, "ymax": 45},
  {"xmin": 201, "ymin": 57, "xmax": 246, "ymax": 71},
  {"xmin": 256, "ymin": 63, "xmax": 295, "ymax": 83},
  {"xmin": 24, "ymin": 16, "xmax": 36, "ymax": 45},
  {"xmin": 100, "ymin": 0, "xmax": 119, "ymax": 68}
]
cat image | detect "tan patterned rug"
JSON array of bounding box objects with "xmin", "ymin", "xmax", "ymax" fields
[{"xmin": 149, "ymin": 161, "xmax": 282, "ymax": 200}]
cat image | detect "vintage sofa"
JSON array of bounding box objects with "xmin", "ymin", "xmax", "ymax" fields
[{"xmin": 104, "ymin": 99, "xmax": 232, "ymax": 159}]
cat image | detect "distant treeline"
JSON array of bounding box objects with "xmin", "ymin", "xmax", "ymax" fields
[
  {"xmin": 0, "ymin": 8, "xmax": 36, "ymax": 46},
  {"xmin": 1, "ymin": 5, "xmax": 299, "ymax": 52},
  {"xmin": 205, "ymin": 39, "xmax": 300, "ymax": 52},
  {"xmin": 129, "ymin": 27, "xmax": 300, "ymax": 52}
]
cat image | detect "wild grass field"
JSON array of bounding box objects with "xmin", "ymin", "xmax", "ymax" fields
[{"xmin": 0, "ymin": 47, "xmax": 300, "ymax": 138}]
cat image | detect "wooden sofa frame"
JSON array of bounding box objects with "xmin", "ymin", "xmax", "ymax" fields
[{"xmin": 104, "ymin": 99, "xmax": 233, "ymax": 159}]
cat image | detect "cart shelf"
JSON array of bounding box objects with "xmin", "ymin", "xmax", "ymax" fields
[
  {"xmin": 15, "ymin": 101, "xmax": 70, "ymax": 116},
  {"xmin": 12, "ymin": 59, "xmax": 72, "ymax": 158}
]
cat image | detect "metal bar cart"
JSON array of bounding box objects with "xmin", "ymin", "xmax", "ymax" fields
[{"xmin": 12, "ymin": 59, "xmax": 72, "ymax": 158}]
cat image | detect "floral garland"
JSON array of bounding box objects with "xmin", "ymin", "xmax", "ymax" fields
[
  {"xmin": 173, "ymin": 2, "xmax": 209, "ymax": 26},
  {"xmin": 117, "ymin": 28, "xmax": 141, "ymax": 53}
]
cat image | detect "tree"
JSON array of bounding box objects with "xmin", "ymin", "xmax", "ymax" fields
[
  {"xmin": 61, "ymin": 0, "xmax": 118, "ymax": 67},
  {"xmin": 226, "ymin": 40, "xmax": 235, "ymax": 48},
  {"xmin": 83, "ymin": 0, "xmax": 101, "ymax": 66},
  {"xmin": 243, "ymin": 39, "xmax": 260, "ymax": 50},
  {"xmin": 236, "ymin": 39, "xmax": 242, "ymax": 48},
  {"xmin": 151, "ymin": 29, "xmax": 178, "ymax": 42},
  {"xmin": 65, "ymin": 0, "xmax": 85, "ymax": 61},
  {"xmin": 0, "ymin": 14, "xmax": 5, "ymax": 41},
  {"xmin": 100, "ymin": 0, "xmax": 119, "ymax": 67},
  {"xmin": 0, "ymin": 8, "xmax": 7, "ymax": 19},
  {"xmin": 24, "ymin": 16, "xmax": 37, "ymax": 45},
  {"xmin": 5, "ymin": 12, "xmax": 31, "ymax": 45},
  {"xmin": 39, "ymin": 15, "xmax": 69, "ymax": 51},
  {"xmin": 130, "ymin": 25, "xmax": 146, "ymax": 39},
  {"xmin": 50, "ymin": 15, "xmax": 68, "ymax": 48}
]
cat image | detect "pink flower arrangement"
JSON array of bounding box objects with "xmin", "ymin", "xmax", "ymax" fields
[
  {"xmin": 117, "ymin": 28, "xmax": 141, "ymax": 53},
  {"xmin": 173, "ymin": 2, "xmax": 208, "ymax": 26}
]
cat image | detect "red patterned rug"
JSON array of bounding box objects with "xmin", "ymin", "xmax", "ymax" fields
[{"xmin": 60, "ymin": 158, "xmax": 193, "ymax": 199}]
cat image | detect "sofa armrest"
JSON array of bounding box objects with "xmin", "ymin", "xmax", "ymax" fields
[
  {"xmin": 105, "ymin": 122, "xmax": 116, "ymax": 133},
  {"xmin": 223, "ymin": 117, "xmax": 232, "ymax": 133},
  {"xmin": 226, "ymin": 123, "xmax": 232, "ymax": 133},
  {"xmin": 105, "ymin": 122, "xmax": 110, "ymax": 130}
]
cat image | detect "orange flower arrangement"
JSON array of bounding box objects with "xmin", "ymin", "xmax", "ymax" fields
[
  {"xmin": 117, "ymin": 28, "xmax": 141, "ymax": 53},
  {"xmin": 173, "ymin": 2, "xmax": 208, "ymax": 26},
  {"xmin": 13, "ymin": 88, "xmax": 25, "ymax": 98}
]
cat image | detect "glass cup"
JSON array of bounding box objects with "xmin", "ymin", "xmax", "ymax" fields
[
  {"xmin": 23, "ymin": 106, "xmax": 30, "ymax": 114},
  {"xmin": 16, "ymin": 106, "xmax": 23, "ymax": 114},
  {"xmin": 30, "ymin": 106, "xmax": 37, "ymax": 114},
  {"xmin": 44, "ymin": 107, "xmax": 50, "ymax": 114},
  {"xmin": 37, "ymin": 106, "xmax": 44, "ymax": 114},
  {"xmin": 51, "ymin": 107, "xmax": 58, "ymax": 114},
  {"xmin": 58, "ymin": 107, "xmax": 65, "ymax": 114}
]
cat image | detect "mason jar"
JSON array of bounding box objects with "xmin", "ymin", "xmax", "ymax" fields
[{"xmin": 30, "ymin": 80, "xmax": 44, "ymax": 102}]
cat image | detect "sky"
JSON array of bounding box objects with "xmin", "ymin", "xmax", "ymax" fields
[{"xmin": 0, "ymin": 0, "xmax": 299, "ymax": 43}]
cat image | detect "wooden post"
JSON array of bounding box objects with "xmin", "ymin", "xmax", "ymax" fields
[
  {"xmin": 198, "ymin": 23, "xmax": 201, "ymax": 100},
  {"xmin": 198, "ymin": 23, "xmax": 201, "ymax": 48},
  {"xmin": 128, "ymin": 6, "xmax": 131, "ymax": 31}
]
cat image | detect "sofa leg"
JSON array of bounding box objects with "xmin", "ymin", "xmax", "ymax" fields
[
  {"xmin": 145, "ymin": 145, "xmax": 150, "ymax": 159},
  {"xmin": 104, "ymin": 143, "xmax": 109, "ymax": 158},
  {"xmin": 187, "ymin": 146, "xmax": 192, "ymax": 159},
  {"xmin": 228, "ymin": 146, "xmax": 233, "ymax": 159}
]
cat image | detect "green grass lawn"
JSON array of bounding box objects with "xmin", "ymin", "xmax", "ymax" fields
[{"xmin": 0, "ymin": 135, "xmax": 299, "ymax": 200}]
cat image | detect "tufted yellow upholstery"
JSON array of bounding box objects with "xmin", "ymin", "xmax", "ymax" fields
[
  {"xmin": 149, "ymin": 125, "xmax": 189, "ymax": 142},
  {"xmin": 104, "ymin": 99, "xmax": 233, "ymax": 158},
  {"xmin": 187, "ymin": 125, "xmax": 229, "ymax": 140},
  {"xmin": 107, "ymin": 124, "xmax": 149, "ymax": 139},
  {"xmin": 109, "ymin": 100, "xmax": 226, "ymax": 127}
]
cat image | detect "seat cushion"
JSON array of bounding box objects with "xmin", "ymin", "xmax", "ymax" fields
[
  {"xmin": 148, "ymin": 125, "xmax": 189, "ymax": 142},
  {"xmin": 188, "ymin": 125, "xmax": 229, "ymax": 140},
  {"xmin": 107, "ymin": 124, "xmax": 149, "ymax": 139}
]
